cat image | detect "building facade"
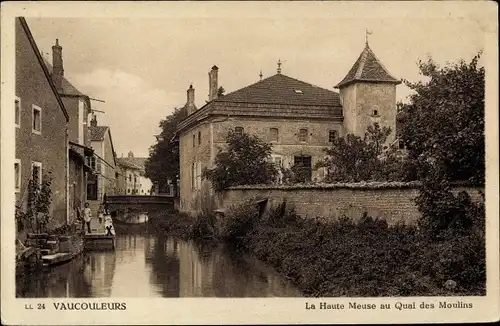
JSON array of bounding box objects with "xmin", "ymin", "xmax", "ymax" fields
[
  {"xmin": 47, "ymin": 38, "xmax": 95, "ymax": 223},
  {"xmin": 116, "ymin": 152, "xmax": 153, "ymax": 195},
  {"xmin": 15, "ymin": 18, "xmax": 70, "ymax": 230},
  {"xmin": 177, "ymin": 43, "xmax": 401, "ymax": 215},
  {"xmin": 89, "ymin": 115, "xmax": 117, "ymax": 200}
]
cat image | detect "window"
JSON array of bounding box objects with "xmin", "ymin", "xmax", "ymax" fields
[
  {"xmin": 329, "ymin": 130, "xmax": 337, "ymax": 143},
  {"xmin": 373, "ymin": 109, "xmax": 379, "ymax": 116},
  {"xmin": 32, "ymin": 105, "xmax": 42, "ymax": 134},
  {"xmin": 398, "ymin": 139, "xmax": 405, "ymax": 150},
  {"xmin": 270, "ymin": 128, "xmax": 278, "ymax": 142},
  {"xmin": 294, "ymin": 89, "xmax": 303, "ymax": 94},
  {"xmin": 15, "ymin": 159, "xmax": 21, "ymax": 192},
  {"xmin": 89, "ymin": 156, "xmax": 96, "ymax": 170},
  {"xmin": 196, "ymin": 162, "xmax": 202, "ymax": 190},
  {"xmin": 191, "ymin": 163, "xmax": 196, "ymax": 190},
  {"xmin": 293, "ymin": 156, "xmax": 312, "ymax": 182},
  {"xmin": 270, "ymin": 156, "xmax": 282, "ymax": 167},
  {"xmin": 198, "ymin": 131, "xmax": 201, "ymax": 145},
  {"xmin": 96, "ymin": 160, "xmax": 102, "ymax": 173},
  {"xmin": 134, "ymin": 176, "xmax": 137, "ymax": 183},
  {"xmin": 235, "ymin": 127, "xmax": 244, "ymax": 136},
  {"xmin": 15, "ymin": 97, "xmax": 20, "ymax": 128},
  {"xmin": 193, "ymin": 134, "xmax": 196, "ymax": 147},
  {"xmin": 129, "ymin": 174, "xmax": 132, "ymax": 182},
  {"xmin": 298, "ymin": 128, "xmax": 308, "ymax": 142},
  {"xmin": 31, "ymin": 162, "xmax": 42, "ymax": 186}
]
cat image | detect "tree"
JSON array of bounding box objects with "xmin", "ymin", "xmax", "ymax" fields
[
  {"xmin": 398, "ymin": 52, "xmax": 485, "ymax": 183},
  {"xmin": 217, "ymin": 86, "xmax": 226, "ymax": 97},
  {"xmin": 319, "ymin": 123, "xmax": 398, "ymax": 182},
  {"xmin": 145, "ymin": 107, "xmax": 187, "ymax": 194},
  {"xmin": 203, "ymin": 131, "xmax": 278, "ymax": 191}
]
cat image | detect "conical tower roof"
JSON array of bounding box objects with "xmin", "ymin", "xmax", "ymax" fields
[{"xmin": 335, "ymin": 43, "xmax": 401, "ymax": 88}]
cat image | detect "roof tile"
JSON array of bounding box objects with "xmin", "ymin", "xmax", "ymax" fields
[
  {"xmin": 116, "ymin": 157, "xmax": 147, "ymax": 171},
  {"xmin": 215, "ymin": 73, "xmax": 341, "ymax": 107},
  {"xmin": 89, "ymin": 126, "xmax": 108, "ymax": 141},
  {"xmin": 336, "ymin": 44, "xmax": 400, "ymax": 88}
]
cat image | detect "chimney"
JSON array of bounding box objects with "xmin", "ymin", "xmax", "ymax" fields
[
  {"xmin": 90, "ymin": 114, "xmax": 97, "ymax": 127},
  {"xmin": 186, "ymin": 84, "xmax": 197, "ymax": 115},
  {"xmin": 208, "ymin": 65, "xmax": 218, "ymax": 101},
  {"xmin": 52, "ymin": 39, "xmax": 64, "ymax": 92},
  {"xmin": 128, "ymin": 151, "xmax": 134, "ymax": 158}
]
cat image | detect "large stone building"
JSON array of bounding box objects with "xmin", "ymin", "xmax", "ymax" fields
[
  {"xmin": 15, "ymin": 18, "xmax": 70, "ymax": 230},
  {"xmin": 177, "ymin": 42, "xmax": 401, "ymax": 215}
]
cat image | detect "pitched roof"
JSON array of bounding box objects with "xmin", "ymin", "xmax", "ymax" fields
[
  {"xmin": 116, "ymin": 157, "xmax": 147, "ymax": 171},
  {"xmin": 17, "ymin": 18, "xmax": 69, "ymax": 121},
  {"xmin": 215, "ymin": 73, "xmax": 341, "ymax": 107},
  {"xmin": 335, "ymin": 43, "xmax": 401, "ymax": 88},
  {"xmin": 43, "ymin": 60, "xmax": 85, "ymax": 96},
  {"xmin": 89, "ymin": 126, "xmax": 109, "ymax": 141}
]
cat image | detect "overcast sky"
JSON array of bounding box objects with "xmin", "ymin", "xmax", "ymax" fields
[{"xmin": 25, "ymin": 2, "xmax": 491, "ymax": 158}]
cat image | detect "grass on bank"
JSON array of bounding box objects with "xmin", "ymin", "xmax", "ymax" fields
[{"xmin": 149, "ymin": 194, "xmax": 485, "ymax": 297}]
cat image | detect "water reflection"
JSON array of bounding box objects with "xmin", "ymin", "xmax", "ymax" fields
[{"xmin": 17, "ymin": 224, "xmax": 301, "ymax": 298}]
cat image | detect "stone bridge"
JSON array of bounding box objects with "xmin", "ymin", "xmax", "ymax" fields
[{"xmin": 106, "ymin": 195, "xmax": 177, "ymax": 215}]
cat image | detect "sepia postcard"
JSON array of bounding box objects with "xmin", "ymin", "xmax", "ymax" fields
[{"xmin": 1, "ymin": 1, "xmax": 499, "ymax": 325}]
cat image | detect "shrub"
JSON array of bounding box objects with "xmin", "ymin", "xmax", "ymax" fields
[
  {"xmin": 415, "ymin": 179, "xmax": 485, "ymax": 240},
  {"xmin": 262, "ymin": 200, "xmax": 304, "ymax": 228},
  {"xmin": 220, "ymin": 200, "xmax": 259, "ymax": 246},
  {"xmin": 190, "ymin": 213, "xmax": 217, "ymax": 240}
]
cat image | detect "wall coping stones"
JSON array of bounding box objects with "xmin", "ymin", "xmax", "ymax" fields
[{"xmin": 226, "ymin": 181, "xmax": 483, "ymax": 191}]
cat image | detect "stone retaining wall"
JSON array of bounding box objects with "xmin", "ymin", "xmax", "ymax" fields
[{"xmin": 216, "ymin": 182, "xmax": 484, "ymax": 225}]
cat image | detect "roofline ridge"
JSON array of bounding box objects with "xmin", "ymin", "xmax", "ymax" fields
[
  {"xmin": 354, "ymin": 45, "xmax": 369, "ymax": 79},
  {"xmin": 364, "ymin": 45, "xmax": 400, "ymax": 82}
]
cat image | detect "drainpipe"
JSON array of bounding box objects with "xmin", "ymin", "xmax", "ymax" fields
[{"xmin": 65, "ymin": 124, "xmax": 69, "ymax": 225}]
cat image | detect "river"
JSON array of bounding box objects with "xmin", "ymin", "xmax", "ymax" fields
[{"xmin": 16, "ymin": 218, "xmax": 302, "ymax": 298}]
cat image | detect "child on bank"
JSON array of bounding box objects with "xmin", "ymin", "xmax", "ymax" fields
[
  {"xmin": 98, "ymin": 204, "xmax": 104, "ymax": 224},
  {"xmin": 83, "ymin": 202, "xmax": 92, "ymax": 234},
  {"xmin": 104, "ymin": 214, "xmax": 115, "ymax": 236}
]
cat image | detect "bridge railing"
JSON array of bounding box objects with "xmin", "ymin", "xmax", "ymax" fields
[{"xmin": 107, "ymin": 195, "xmax": 175, "ymax": 204}]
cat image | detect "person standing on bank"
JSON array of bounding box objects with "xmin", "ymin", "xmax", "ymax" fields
[
  {"xmin": 83, "ymin": 202, "xmax": 92, "ymax": 234},
  {"xmin": 103, "ymin": 193, "xmax": 109, "ymax": 215}
]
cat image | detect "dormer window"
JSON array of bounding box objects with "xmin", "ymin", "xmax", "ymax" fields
[{"xmin": 294, "ymin": 90, "xmax": 303, "ymax": 94}]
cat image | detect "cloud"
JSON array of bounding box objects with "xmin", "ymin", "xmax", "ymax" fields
[{"xmin": 73, "ymin": 68, "xmax": 184, "ymax": 157}]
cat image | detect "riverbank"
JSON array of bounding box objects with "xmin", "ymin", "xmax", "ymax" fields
[{"xmin": 149, "ymin": 200, "xmax": 485, "ymax": 297}]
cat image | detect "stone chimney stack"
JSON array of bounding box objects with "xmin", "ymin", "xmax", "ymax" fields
[
  {"xmin": 90, "ymin": 114, "xmax": 97, "ymax": 127},
  {"xmin": 128, "ymin": 151, "xmax": 134, "ymax": 158},
  {"xmin": 186, "ymin": 84, "xmax": 196, "ymax": 115},
  {"xmin": 52, "ymin": 39, "xmax": 64, "ymax": 93},
  {"xmin": 208, "ymin": 65, "xmax": 218, "ymax": 101}
]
